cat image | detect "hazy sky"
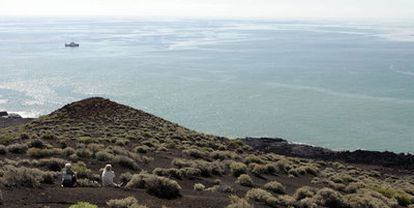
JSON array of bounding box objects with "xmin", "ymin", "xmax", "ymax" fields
[{"xmin": 0, "ymin": 0, "xmax": 413, "ymax": 19}]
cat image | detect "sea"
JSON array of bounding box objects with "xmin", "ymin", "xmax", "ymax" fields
[{"xmin": 0, "ymin": 17, "xmax": 413, "ymax": 153}]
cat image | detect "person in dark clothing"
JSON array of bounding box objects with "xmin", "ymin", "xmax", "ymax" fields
[{"xmin": 61, "ymin": 163, "xmax": 77, "ymax": 187}]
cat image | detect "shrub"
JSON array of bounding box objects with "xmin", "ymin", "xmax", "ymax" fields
[
  {"xmin": 294, "ymin": 198, "xmax": 318, "ymax": 208},
  {"xmin": 244, "ymin": 155, "xmax": 265, "ymax": 164},
  {"xmin": 77, "ymin": 179, "xmax": 100, "ymax": 187},
  {"xmin": 236, "ymin": 174, "xmax": 254, "ymax": 187},
  {"xmin": 0, "ymin": 145, "xmax": 6, "ymax": 154},
  {"xmin": 294, "ymin": 186, "xmax": 317, "ymax": 200},
  {"xmin": 245, "ymin": 188, "xmax": 279, "ymax": 207},
  {"xmin": 194, "ymin": 183, "xmax": 205, "ymax": 191},
  {"xmin": 368, "ymin": 185, "xmax": 412, "ymax": 206},
  {"xmin": 112, "ymin": 155, "xmax": 139, "ymax": 170},
  {"xmin": 6, "ymin": 143, "xmax": 28, "ymax": 154},
  {"xmin": 226, "ymin": 195, "xmax": 253, "ymax": 208},
  {"xmin": 263, "ymin": 181, "xmax": 285, "ymax": 194},
  {"xmin": 126, "ymin": 173, "xmax": 181, "ymax": 199},
  {"xmin": 344, "ymin": 193, "xmax": 393, "ymax": 208},
  {"xmin": 153, "ymin": 168, "xmax": 182, "ymax": 179},
  {"xmin": 76, "ymin": 148, "xmax": 93, "ymax": 158},
  {"xmin": 62, "ymin": 147, "xmax": 76, "ymax": 156},
  {"xmin": 119, "ymin": 172, "xmax": 133, "ymax": 184},
  {"xmin": 27, "ymin": 147, "xmax": 62, "ymax": 158},
  {"xmin": 72, "ymin": 162, "xmax": 93, "ymax": 179},
  {"xmin": 42, "ymin": 171, "xmax": 58, "ymax": 184},
  {"xmin": 210, "ymin": 151, "xmax": 236, "ymax": 160},
  {"xmin": 28, "ymin": 139, "xmax": 47, "ymax": 149},
  {"xmin": 183, "ymin": 148, "xmax": 207, "ymax": 158},
  {"xmin": 249, "ymin": 163, "xmax": 267, "ymax": 176},
  {"xmin": 107, "ymin": 196, "xmax": 138, "ymax": 208},
  {"xmin": 133, "ymin": 145, "xmax": 151, "ymax": 153},
  {"xmin": 313, "ymin": 188, "xmax": 345, "ymax": 207},
  {"xmin": 96, "ymin": 150, "xmax": 114, "ymax": 162},
  {"xmin": 145, "ymin": 175, "xmax": 182, "ymax": 199},
  {"xmin": 179, "ymin": 167, "xmax": 202, "ymax": 179},
  {"xmin": 2, "ymin": 165, "xmax": 44, "ymax": 187},
  {"xmin": 38, "ymin": 158, "xmax": 66, "ymax": 171},
  {"xmin": 69, "ymin": 202, "xmax": 98, "ymax": 208},
  {"xmin": 229, "ymin": 162, "xmax": 248, "ymax": 177}
]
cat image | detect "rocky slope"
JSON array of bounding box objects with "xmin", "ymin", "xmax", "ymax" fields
[{"xmin": 0, "ymin": 97, "xmax": 413, "ymax": 208}]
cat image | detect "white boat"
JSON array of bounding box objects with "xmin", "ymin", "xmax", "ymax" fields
[{"xmin": 65, "ymin": 42, "xmax": 79, "ymax": 47}]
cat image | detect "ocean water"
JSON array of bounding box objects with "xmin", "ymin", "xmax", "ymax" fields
[{"xmin": 0, "ymin": 18, "xmax": 414, "ymax": 153}]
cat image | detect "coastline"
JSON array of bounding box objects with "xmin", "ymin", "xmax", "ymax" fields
[
  {"xmin": 1, "ymin": 115, "xmax": 413, "ymax": 170},
  {"xmin": 242, "ymin": 137, "xmax": 414, "ymax": 170}
]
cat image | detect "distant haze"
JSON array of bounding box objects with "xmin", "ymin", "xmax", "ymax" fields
[{"xmin": 0, "ymin": 0, "xmax": 414, "ymax": 19}]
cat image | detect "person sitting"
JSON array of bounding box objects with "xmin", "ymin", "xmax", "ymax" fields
[
  {"xmin": 61, "ymin": 163, "xmax": 77, "ymax": 187},
  {"xmin": 101, "ymin": 164, "xmax": 120, "ymax": 187}
]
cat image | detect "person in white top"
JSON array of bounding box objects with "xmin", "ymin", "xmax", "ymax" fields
[{"xmin": 101, "ymin": 164, "xmax": 120, "ymax": 187}]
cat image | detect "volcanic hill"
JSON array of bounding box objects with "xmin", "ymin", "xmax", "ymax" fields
[{"xmin": 0, "ymin": 97, "xmax": 413, "ymax": 208}]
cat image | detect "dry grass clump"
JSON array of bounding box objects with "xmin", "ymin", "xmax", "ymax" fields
[
  {"xmin": 368, "ymin": 185, "xmax": 413, "ymax": 206},
  {"xmin": 193, "ymin": 183, "xmax": 205, "ymax": 191},
  {"xmin": 1, "ymin": 165, "xmax": 45, "ymax": 187},
  {"xmin": 77, "ymin": 178, "xmax": 100, "ymax": 187},
  {"xmin": 249, "ymin": 163, "xmax": 278, "ymax": 176},
  {"xmin": 245, "ymin": 188, "xmax": 282, "ymax": 207},
  {"xmin": 205, "ymin": 184, "xmax": 234, "ymax": 193},
  {"xmin": 72, "ymin": 162, "xmax": 93, "ymax": 179},
  {"xmin": 0, "ymin": 145, "xmax": 7, "ymax": 154},
  {"xmin": 226, "ymin": 195, "xmax": 253, "ymax": 208},
  {"xmin": 244, "ymin": 155, "xmax": 265, "ymax": 164},
  {"xmin": 28, "ymin": 139, "xmax": 47, "ymax": 149},
  {"xmin": 106, "ymin": 196, "xmax": 138, "ymax": 208},
  {"xmin": 133, "ymin": 145, "xmax": 151, "ymax": 153},
  {"xmin": 62, "ymin": 147, "xmax": 76, "ymax": 157},
  {"xmin": 171, "ymin": 158, "xmax": 224, "ymax": 177},
  {"xmin": 37, "ymin": 158, "xmax": 66, "ymax": 171},
  {"xmin": 312, "ymin": 187, "xmax": 346, "ymax": 207},
  {"xmin": 294, "ymin": 186, "xmax": 317, "ymax": 200},
  {"xmin": 27, "ymin": 147, "xmax": 63, "ymax": 158},
  {"xmin": 210, "ymin": 151, "xmax": 237, "ymax": 160},
  {"xmin": 96, "ymin": 150, "xmax": 115, "ymax": 162},
  {"xmin": 236, "ymin": 174, "xmax": 254, "ymax": 187},
  {"xmin": 6, "ymin": 143, "xmax": 28, "ymax": 154},
  {"xmin": 69, "ymin": 202, "xmax": 98, "ymax": 208},
  {"xmin": 183, "ymin": 148, "xmax": 207, "ymax": 159},
  {"xmin": 76, "ymin": 148, "xmax": 93, "ymax": 158},
  {"xmin": 229, "ymin": 161, "xmax": 248, "ymax": 177},
  {"xmin": 126, "ymin": 172, "xmax": 181, "ymax": 199},
  {"xmin": 112, "ymin": 155, "xmax": 139, "ymax": 170},
  {"xmin": 153, "ymin": 167, "xmax": 201, "ymax": 179},
  {"xmin": 263, "ymin": 181, "xmax": 285, "ymax": 194}
]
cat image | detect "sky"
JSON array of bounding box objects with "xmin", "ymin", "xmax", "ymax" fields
[{"xmin": 0, "ymin": 0, "xmax": 413, "ymax": 19}]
